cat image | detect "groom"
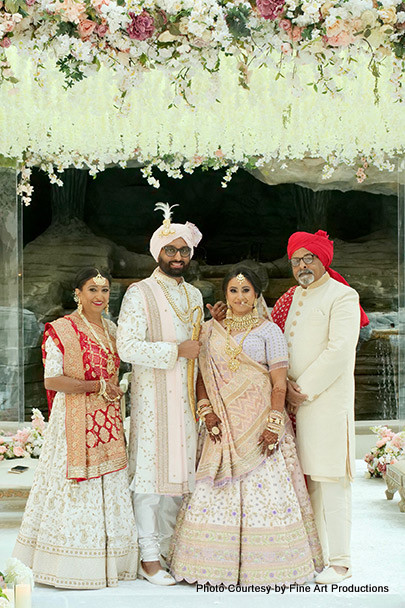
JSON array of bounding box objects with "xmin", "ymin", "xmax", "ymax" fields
[{"xmin": 117, "ymin": 204, "xmax": 204, "ymax": 585}]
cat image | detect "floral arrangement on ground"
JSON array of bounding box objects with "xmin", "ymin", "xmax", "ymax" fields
[
  {"xmin": 0, "ymin": 409, "xmax": 45, "ymax": 461},
  {"xmin": 0, "ymin": 0, "xmax": 404, "ymax": 101},
  {"xmin": 364, "ymin": 425, "xmax": 405, "ymax": 478},
  {"xmin": 0, "ymin": 558, "xmax": 34, "ymax": 607}
]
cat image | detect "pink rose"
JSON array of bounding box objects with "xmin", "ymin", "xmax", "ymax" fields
[
  {"xmin": 78, "ymin": 18, "xmax": 97, "ymax": 40},
  {"xmin": 376, "ymin": 438, "xmax": 388, "ymax": 448},
  {"xmin": 257, "ymin": 0, "xmax": 285, "ymax": 21},
  {"xmin": 325, "ymin": 30, "xmax": 354, "ymax": 47},
  {"xmin": 214, "ymin": 149, "xmax": 224, "ymax": 158},
  {"xmin": 127, "ymin": 10, "xmax": 155, "ymax": 41},
  {"xmin": 391, "ymin": 434, "xmax": 404, "ymax": 449},
  {"xmin": 0, "ymin": 38, "xmax": 11, "ymax": 48},
  {"xmin": 92, "ymin": 0, "xmax": 109, "ymax": 8},
  {"xmin": 96, "ymin": 23, "xmax": 109, "ymax": 37},
  {"xmin": 13, "ymin": 445, "xmax": 25, "ymax": 457},
  {"xmin": 289, "ymin": 25, "xmax": 302, "ymax": 42},
  {"xmin": 25, "ymin": 0, "xmax": 36, "ymax": 5},
  {"xmin": 279, "ymin": 19, "xmax": 291, "ymax": 31},
  {"xmin": 0, "ymin": 446, "xmax": 6, "ymax": 454}
]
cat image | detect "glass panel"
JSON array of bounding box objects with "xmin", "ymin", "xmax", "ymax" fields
[
  {"xmin": 398, "ymin": 161, "xmax": 405, "ymax": 424},
  {"xmin": 0, "ymin": 167, "xmax": 24, "ymax": 422}
]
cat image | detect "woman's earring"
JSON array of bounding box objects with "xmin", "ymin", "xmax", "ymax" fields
[
  {"xmin": 252, "ymin": 298, "xmax": 259, "ymax": 322},
  {"xmin": 74, "ymin": 293, "xmax": 83, "ymax": 315},
  {"xmin": 105, "ymin": 303, "xmax": 110, "ymax": 315},
  {"xmin": 226, "ymin": 301, "xmax": 233, "ymax": 321}
]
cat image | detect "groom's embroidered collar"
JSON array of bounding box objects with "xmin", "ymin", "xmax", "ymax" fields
[{"xmin": 153, "ymin": 267, "xmax": 185, "ymax": 288}]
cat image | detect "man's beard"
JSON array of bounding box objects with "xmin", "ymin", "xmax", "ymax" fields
[
  {"xmin": 158, "ymin": 257, "xmax": 190, "ymax": 278},
  {"xmin": 297, "ymin": 269, "xmax": 315, "ymax": 286}
]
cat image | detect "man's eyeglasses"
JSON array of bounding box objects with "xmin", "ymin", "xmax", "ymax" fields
[
  {"xmin": 290, "ymin": 254, "xmax": 317, "ymax": 267},
  {"xmin": 163, "ymin": 245, "xmax": 191, "ymax": 258}
]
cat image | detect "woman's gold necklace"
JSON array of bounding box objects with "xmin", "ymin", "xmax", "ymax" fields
[
  {"xmin": 226, "ymin": 311, "xmax": 258, "ymax": 332},
  {"xmin": 225, "ymin": 313, "xmax": 259, "ymax": 372},
  {"xmin": 77, "ymin": 311, "xmax": 116, "ymax": 376},
  {"xmin": 155, "ymin": 276, "xmax": 192, "ymax": 324}
]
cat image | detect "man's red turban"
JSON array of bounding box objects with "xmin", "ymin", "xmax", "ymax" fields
[{"xmin": 287, "ymin": 229, "xmax": 369, "ymax": 328}]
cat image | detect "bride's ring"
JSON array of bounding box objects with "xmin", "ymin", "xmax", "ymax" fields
[{"xmin": 211, "ymin": 426, "xmax": 220, "ymax": 436}]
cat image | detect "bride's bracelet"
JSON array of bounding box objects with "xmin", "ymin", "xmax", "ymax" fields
[
  {"xmin": 265, "ymin": 410, "xmax": 285, "ymax": 437},
  {"xmin": 197, "ymin": 398, "xmax": 214, "ymax": 420}
]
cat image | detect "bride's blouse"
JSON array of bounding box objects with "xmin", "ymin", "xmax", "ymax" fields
[{"xmin": 231, "ymin": 320, "xmax": 288, "ymax": 371}]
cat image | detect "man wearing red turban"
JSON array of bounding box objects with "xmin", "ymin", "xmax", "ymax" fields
[{"xmin": 271, "ymin": 229, "xmax": 367, "ymax": 585}]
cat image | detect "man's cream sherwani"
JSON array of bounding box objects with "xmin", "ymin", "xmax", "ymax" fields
[
  {"xmin": 117, "ymin": 268, "xmax": 203, "ymax": 496},
  {"xmin": 284, "ymin": 272, "xmax": 360, "ymax": 479}
]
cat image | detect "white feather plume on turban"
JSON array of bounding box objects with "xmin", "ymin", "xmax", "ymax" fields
[{"xmin": 149, "ymin": 203, "xmax": 202, "ymax": 262}]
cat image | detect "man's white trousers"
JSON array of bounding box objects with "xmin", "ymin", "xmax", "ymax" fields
[
  {"xmin": 307, "ymin": 475, "xmax": 352, "ymax": 568},
  {"xmin": 133, "ymin": 493, "xmax": 182, "ymax": 562}
]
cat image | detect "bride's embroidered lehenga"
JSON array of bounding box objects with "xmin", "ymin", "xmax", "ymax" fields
[
  {"xmin": 169, "ymin": 319, "xmax": 323, "ymax": 586},
  {"xmin": 13, "ymin": 315, "xmax": 138, "ymax": 589}
]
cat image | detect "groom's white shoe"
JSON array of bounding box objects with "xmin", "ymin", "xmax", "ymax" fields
[
  {"xmin": 315, "ymin": 566, "xmax": 352, "ymax": 584},
  {"xmin": 138, "ymin": 564, "xmax": 176, "ymax": 586}
]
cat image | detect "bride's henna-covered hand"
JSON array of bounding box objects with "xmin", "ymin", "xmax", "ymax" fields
[
  {"xmin": 205, "ymin": 412, "xmax": 222, "ymax": 443},
  {"xmin": 258, "ymin": 429, "xmax": 279, "ymax": 456}
]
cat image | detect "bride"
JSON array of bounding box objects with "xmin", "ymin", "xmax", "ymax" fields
[{"xmin": 169, "ymin": 266, "xmax": 323, "ymax": 585}]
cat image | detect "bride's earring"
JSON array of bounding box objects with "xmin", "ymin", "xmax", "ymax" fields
[
  {"xmin": 252, "ymin": 298, "xmax": 259, "ymax": 323},
  {"xmin": 105, "ymin": 302, "xmax": 110, "ymax": 315},
  {"xmin": 226, "ymin": 301, "xmax": 233, "ymax": 321}
]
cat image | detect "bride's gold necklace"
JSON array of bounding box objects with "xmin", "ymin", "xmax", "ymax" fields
[
  {"xmin": 225, "ymin": 313, "xmax": 259, "ymax": 372},
  {"xmin": 226, "ymin": 311, "xmax": 258, "ymax": 332},
  {"xmin": 77, "ymin": 311, "xmax": 116, "ymax": 376}
]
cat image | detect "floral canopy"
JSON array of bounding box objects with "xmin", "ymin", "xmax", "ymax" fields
[{"xmin": 0, "ymin": 0, "xmax": 404, "ymax": 201}]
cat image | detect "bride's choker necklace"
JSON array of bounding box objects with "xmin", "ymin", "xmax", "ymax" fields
[{"xmin": 225, "ymin": 311, "xmax": 259, "ymax": 332}]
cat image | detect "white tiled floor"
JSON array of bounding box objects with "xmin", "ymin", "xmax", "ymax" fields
[{"xmin": 1, "ymin": 460, "xmax": 404, "ymax": 608}]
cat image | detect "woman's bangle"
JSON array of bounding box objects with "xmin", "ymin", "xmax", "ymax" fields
[
  {"xmin": 97, "ymin": 377, "xmax": 106, "ymax": 398},
  {"xmin": 197, "ymin": 399, "xmax": 214, "ymax": 420}
]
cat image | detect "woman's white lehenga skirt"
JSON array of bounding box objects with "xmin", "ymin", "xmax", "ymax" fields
[
  {"xmin": 169, "ymin": 434, "xmax": 323, "ymax": 586},
  {"xmin": 13, "ymin": 393, "xmax": 138, "ymax": 589}
]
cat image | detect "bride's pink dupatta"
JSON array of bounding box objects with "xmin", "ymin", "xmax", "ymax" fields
[{"xmin": 196, "ymin": 319, "xmax": 274, "ymax": 486}]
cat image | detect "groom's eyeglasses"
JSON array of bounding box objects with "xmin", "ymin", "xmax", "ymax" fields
[{"xmin": 163, "ymin": 245, "xmax": 191, "ymax": 258}]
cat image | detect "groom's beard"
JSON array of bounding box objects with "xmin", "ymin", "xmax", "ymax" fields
[
  {"xmin": 158, "ymin": 257, "xmax": 190, "ymax": 278},
  {"xmin": 297, "ymin": 269, "xmax": 315, "ymax": 286}
]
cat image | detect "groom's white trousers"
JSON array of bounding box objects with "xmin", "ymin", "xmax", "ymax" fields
[{"xmin": 133, "ymin": 493, "xmax": 182, "ymax": 562}]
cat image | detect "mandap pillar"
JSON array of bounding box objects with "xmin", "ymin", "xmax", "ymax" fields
[{"xmin": 0, "ymin": 166, "xmax": 24, "ymax": 423}]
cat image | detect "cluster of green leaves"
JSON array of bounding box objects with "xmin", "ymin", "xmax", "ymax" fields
[
  {"xmin": 393, "ymin": 38, "xmax": 405, "ymax": 59},
  {"xmin": 225, "ymin": 4, "xmax": 251, "ymax": 39},
  {"xmin": 4, "ymin": 0, "xmax": 29, "ymax": 17},
  {"xmin": 56, "ymin": 22, "xmax": 80, "ymax": 38},
  {"xmin": 56, "ymin": 54, "xmax": 85, "ymax": 89}
]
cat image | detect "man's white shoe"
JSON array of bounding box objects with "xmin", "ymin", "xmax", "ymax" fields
[
  {"xmin": 138, "ymin": 564, "xmax": 176, "ymax": 586},
  {"xmin": 315, "ymin": 567, "xmax": 352, "ymax": 584}
]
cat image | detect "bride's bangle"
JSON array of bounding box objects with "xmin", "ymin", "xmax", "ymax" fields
[{"xmin": 197, "ymin": 399, "xmax": 214, "ymax": 420}]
